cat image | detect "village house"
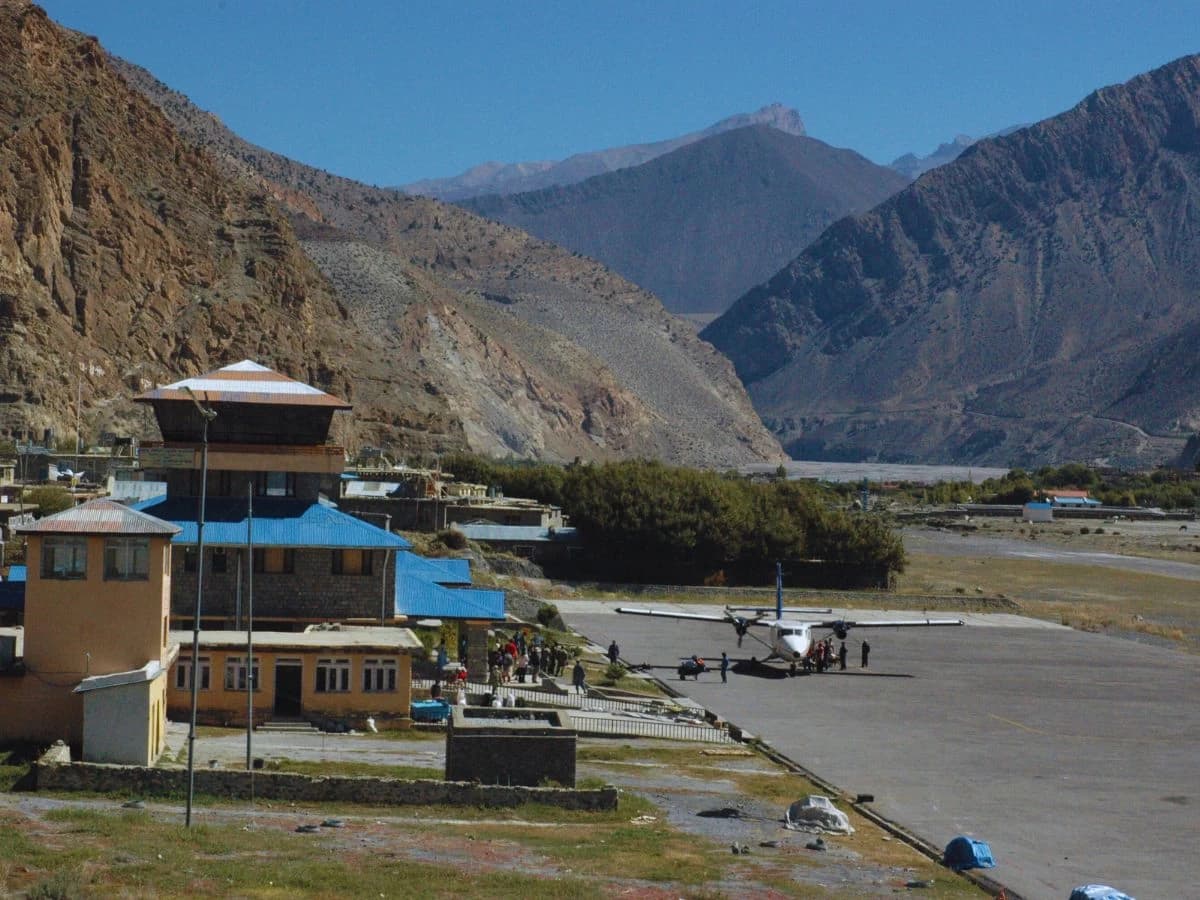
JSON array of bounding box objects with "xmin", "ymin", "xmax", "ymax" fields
[{"xmin": 0, "ymin": 500, "xmax": 178, "ymax": 764}]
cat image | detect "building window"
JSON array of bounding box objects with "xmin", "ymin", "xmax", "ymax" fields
[
  {"xmin": 256, "ymin": 471, "xmax": 296, "ymax": 497},
  {"xmin": 183, "ymin": 547, "xmax": 197, "ymax": 573},
  {"xmin": 40, "ymin": 536, "xmax": 87, "ymax": 579},
  {"xmin": 176, "ymin": 656, "xmax": 211, "ymax": 691},
  {"xmin": 315, "ymin": 658, "xmax": 351, "ymax": 693},
  {"xmin": 253, "ymin": 548, "xmax": 295, "ymax": 574},
  {"xmin": 224, "ymin": 656, "xmax": 260, "ymax": 692},
  {"xmin": 211, "ymin": 548, "xmax": 228, "ymax": 574},
  {"xmin": 332, "ymin": 549, "xmax": 373, "ymax": 576},
  {"xmin": 104, "ymin": 537, "xmax": 150, "ymax": 580},
  {"xmin": 362, "ymin": 658, "xmax": 397, "ymax": 692}
]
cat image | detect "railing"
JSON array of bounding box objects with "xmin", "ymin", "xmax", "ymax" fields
[{"xmin": 568, "ymin": 712, "xmax": 733, "ymax": 743}]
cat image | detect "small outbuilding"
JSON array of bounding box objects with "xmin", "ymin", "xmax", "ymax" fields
[{"xmin": 1023, "ymin": 501, "xmax": 1053, "ymax": 523}]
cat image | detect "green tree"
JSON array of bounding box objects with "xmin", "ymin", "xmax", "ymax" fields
[{"xmin": 24, "ymin": 485, "xmax": 73, "ymax": 515}]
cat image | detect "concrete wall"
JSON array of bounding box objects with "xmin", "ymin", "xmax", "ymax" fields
[
  {"xmin": 0, "ymin": 674, "xmax": 83, "ymax": 746},
  {"xmin": 166, "ymin": 647, "xmax": 412, "ymax": 729},
  {"xmin": 446, "ymin": 708, "xmax": 577, "ymax": 787},
  {"xmin": 34, "ymin": 757, "xmax": 617, "ymax": 810},
  {"xmin": 81, "ymin": 673, "xmax": 167, "ymax": 765}
]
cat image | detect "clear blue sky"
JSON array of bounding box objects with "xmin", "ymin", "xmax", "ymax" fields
[{"xmin": 37, "ymin": 1, "xmax": 1200, "ymax": 187}]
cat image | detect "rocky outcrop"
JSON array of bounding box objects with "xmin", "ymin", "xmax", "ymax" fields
[
  {"xmin": 0, "ymin": 1, "xmax": 355, "ymax": 444},
  {"xmin": 108, "ymin": 47, "xmax": 783, "ymax": 466},
  {"xmin": 704, "ymin": 54, "xmax": 1200, "ymax": 467},
  {"xmin": 462, "ymin": 125, "xmax": 908, "ymax": 316}
]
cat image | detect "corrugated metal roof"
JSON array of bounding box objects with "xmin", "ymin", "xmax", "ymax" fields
[
  {"xmin": 131, "ymin": 497, "xmax": 411, "ymax": 549},
  {"xmin": 107, "ymin": 481, "xmax": 168, "ymax": 503},
  {"xmin": 453, "ymin": 523, "xmax": 579, "ymax": 543},
  {"xmin": 394, "ymin": 573, "xmax": 505, "ymax": 620},
  {"xmin": 16, "ymin": 499, "xmax": 181, "ymax": 536},
  {"xmin": 135, "ymin": 360, "xmax": 350, "ymax": 409},
  {"xmin": 394, "ymin": 551, "xmax": 472, "ymax": 585},
  {"xmin": 169, "ymin": 627, "xmax": 423, "ymax": 651}
]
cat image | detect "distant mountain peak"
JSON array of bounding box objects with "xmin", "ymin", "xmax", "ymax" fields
[{"xmin": 401, "ymin": 104, "xmax": 807, "ymax": 201}]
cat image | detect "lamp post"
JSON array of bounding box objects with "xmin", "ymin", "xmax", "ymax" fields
[{"xmin": 183, "ymin": 387, "xmax": 216, "ymax": 828}]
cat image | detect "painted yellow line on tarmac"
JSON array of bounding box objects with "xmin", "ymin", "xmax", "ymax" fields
[{"xmin": 988, "ymin": 713, "xmax": 1048, "ymax": 735}]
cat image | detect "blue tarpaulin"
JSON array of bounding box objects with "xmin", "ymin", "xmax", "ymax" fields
[
  {"xmin": 1069, "ymin": 886, "xmax": 1134, "ymax": 900},
  {"xmin": 942, "ymin": 836, "xmax": 995, "ymax": 871}
]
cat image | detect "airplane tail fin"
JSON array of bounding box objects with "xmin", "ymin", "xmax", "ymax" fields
[{"xmin": 775, "ymin": 561, "xmax": 783, "ymax": 620}]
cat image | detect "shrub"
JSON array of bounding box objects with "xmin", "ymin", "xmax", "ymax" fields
[
  {"xmin": 436, "ymin": 528, "xmax": 467, "ymax": 550},
  {"xmin": 536, "ymin": 603, "xmax": 560, "ymax": 627},
  {"xmin": 603, "ymin": 662, "xmax": 626, "ymax": 683}
]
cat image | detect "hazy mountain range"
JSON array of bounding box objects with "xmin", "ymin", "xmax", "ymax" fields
[
  {"xmin": 400, "ymin": 103, "xmax": 807, "ymax": 201},
  {"xmin": 461, "ymin": 125, "xmax": 908, "ymax": 316},
  {"xmin": 703, "ymin": 54, "xmax": 1200, "ymax": 467}
]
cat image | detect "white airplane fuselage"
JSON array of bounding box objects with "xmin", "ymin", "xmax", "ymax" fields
[{"xmin": 767, "ymin": 620, "xmax": 816, "ymax": 661}]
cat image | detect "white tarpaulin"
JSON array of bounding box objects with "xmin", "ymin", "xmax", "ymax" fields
[{"xmin": 784, "ymin": 795, "xmax": 854, "ymax": 834}]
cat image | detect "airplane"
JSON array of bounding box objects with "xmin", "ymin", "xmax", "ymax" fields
[{"xmin": 616, "ymin": 564, "xmax": 963, "ymax": 675}]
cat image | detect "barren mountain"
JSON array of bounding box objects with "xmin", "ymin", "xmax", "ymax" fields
[
  {"xmin": 0, "ymin": 0, "xmax": 359, "ymax": 446},
  {"xmin": 401, "ymin": 103, "xmax": 807, "ymax": 201},
  {"xmin": 704, "ymin": 55, "xmax": 1200, "ymax": 467},
  {"xmin": 463, "ymin": 126, "xmax": 908, "ymax": 315},
  {"xmin": 102, "ymin": 30, "xmax": 782, "ymax": 466}
]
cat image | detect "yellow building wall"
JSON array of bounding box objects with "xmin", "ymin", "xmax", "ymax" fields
[
  {"xmin": 166, "ymin": 647, "xmax": 413, "ymax": 728},
  {"xmin": 0, "ymin": 676, "xmax": 83, "ymax": 746},
  {"xmin": 23, "ymin": 534, "xmax": 172, "ymax": 680}
]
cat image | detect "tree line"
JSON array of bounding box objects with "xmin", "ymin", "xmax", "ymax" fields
[{"xmin": 441, "ymin": 456, "xmax": 905, "ymax": 584}]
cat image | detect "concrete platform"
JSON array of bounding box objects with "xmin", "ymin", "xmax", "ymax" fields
[{"xmin": 562, "ymin": 602, "xmax": 1199, "ymax": 899}]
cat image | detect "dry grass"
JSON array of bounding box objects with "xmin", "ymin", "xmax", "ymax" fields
[{"xmin": 900, "ymin": 553, "xmax": 1200, "ymax": 650}]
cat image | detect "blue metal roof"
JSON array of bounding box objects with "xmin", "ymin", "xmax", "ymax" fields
[
  {"xmin": 394, "ymin": 572, "xmax": 504, "ymax": 620},
  {"xmin": 394, "ymin": 551, "xmax": 472, "ymax": 585},
  {"xmin": 0, "ymin": 566, "xmax": 25, "ymax": 612},
  {"xmin": 453, "ymin": 524, "xmax": 578, "ymax": 543},
  {"xmin": 132, "ymin": 497, "xmax": 411, "ymax": 550}
]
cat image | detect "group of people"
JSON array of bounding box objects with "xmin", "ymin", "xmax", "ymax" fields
[
  {"xmin": 485, "ymin": 631, "xmax": 574, "ymax": 688},
  {"xmin": 805, "ymin": 638, "xmax": 870, "ymax": 673}
]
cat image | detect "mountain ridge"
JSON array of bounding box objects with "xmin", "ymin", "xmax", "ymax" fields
[
  {"xmin": 401, "ymin": 103, "xmax": 807, "ymax": 201},
  {"xmin": 98, "ymin": 28, "xmax": 783, "ymax": 467},
  {"xmin": 703, "ymin": 53, "xmax": 1200, "ymax": 467},
  {"xmin": 461, "ymin": 125, "xmax": 908, "ymax": 315}
]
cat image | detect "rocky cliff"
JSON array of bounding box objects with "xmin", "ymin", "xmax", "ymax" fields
[
  {"xmin": 463, "ymin": 125, "xmax": 908, "ymax": 315},
  {"xmin": 10, "ymin": 5, "xmax": 782, "ymax": 467},
  {"xmin": 0, "ymin": 1, "xmax": 357, "ymax": 445},
  {"xmin": 704, "ymin": 55, "xmax": 1200, "ymax": 467}
]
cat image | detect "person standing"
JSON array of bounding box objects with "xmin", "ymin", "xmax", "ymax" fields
[
  {"xmin": 436, "ymin": 642, "xmax": 448, "ymax": 680},
  {"xmin": 607, "ymin": 639, "xmax": 620, "ymax": 664},
  {"xmin": 720, "ymin": 651, "xmax": 730, "ymax": 683},
  {"xmin": 838, "ymin": 641, "xmax": 848, "ymax": 671},
  {"xmin": 572, "ymin": 659, "xmax": 587, "ymax": 694},
  {"xmin": 861, "ymin": 640, "xmax": 871, "ymax": 668}
]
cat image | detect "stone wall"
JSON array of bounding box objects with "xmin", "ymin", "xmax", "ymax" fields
[
  {"xmin": 34, "ymin": 756, "xmax": 616, "ymax": 811},
  {"xmin": 171, "ymin": 547, "xmax": 389, "ymax": 622}
]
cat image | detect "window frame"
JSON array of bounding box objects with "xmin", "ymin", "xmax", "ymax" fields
[
  {"xmin": 253, "ymin": 547, "xmax": 295, "ymax": 574},
  {"xmin": 223, "ymin": 656, "xmax": 261, "ymax": 692},
  {"xmin": 315, "ymin": 658, "xmax": 352, "ymax": 693},
  {"xmin": 103, "ymin": 536, "xmax": 150, "ymax": 581},
  {"xmin": 332, "ymin": 548, "xmax": 373, "ymax": 576},
  {"xmin": 40, "ymin": 536, "xmax": 88, "ymax": 580},
  {"xmin": 175, "ymin": 656, "xmax": 212, "ymax": 691},
  {"xmin": 362, "ymin": 658, "xmax": 397, "ymax": 693}
]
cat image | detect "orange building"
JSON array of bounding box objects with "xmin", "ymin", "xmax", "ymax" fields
[
  {"xmin": 0, "ymin": 500, "xmax": 179, "ymax": 763},
  {"xmin": 166, "ymin": 626, "xmax": 422, "ymax": 730}
]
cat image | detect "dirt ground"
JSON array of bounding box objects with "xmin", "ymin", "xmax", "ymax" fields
[{"xmin": 0, "ymin": 730, "xmax": 981, "ymax": 898}]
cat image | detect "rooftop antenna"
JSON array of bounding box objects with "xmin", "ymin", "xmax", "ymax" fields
[{"xmin": 182, "ymin": 386, "xmax": 216, "ymax": 829}]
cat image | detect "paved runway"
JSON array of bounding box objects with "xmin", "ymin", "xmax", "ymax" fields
[{"xmin": 562, "ymin": 601, "xmax": 1200, "ymax": 899}]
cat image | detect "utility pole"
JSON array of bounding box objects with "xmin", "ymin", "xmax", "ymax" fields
[{"xmin": 182, "ymin": 387, "xmax": 216, "ymax": 828}]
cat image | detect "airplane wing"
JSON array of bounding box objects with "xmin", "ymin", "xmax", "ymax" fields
[
  {"xmin": 615, "ymin": 607, "xmax": 749, "ymax": 625},
  {"xmin": 728, "ymin": 605, "xmax": 833, "ymax": 615},
  {"xmin": 809, "ymin": 617, "xmax": 964, "ymax": 638}
]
